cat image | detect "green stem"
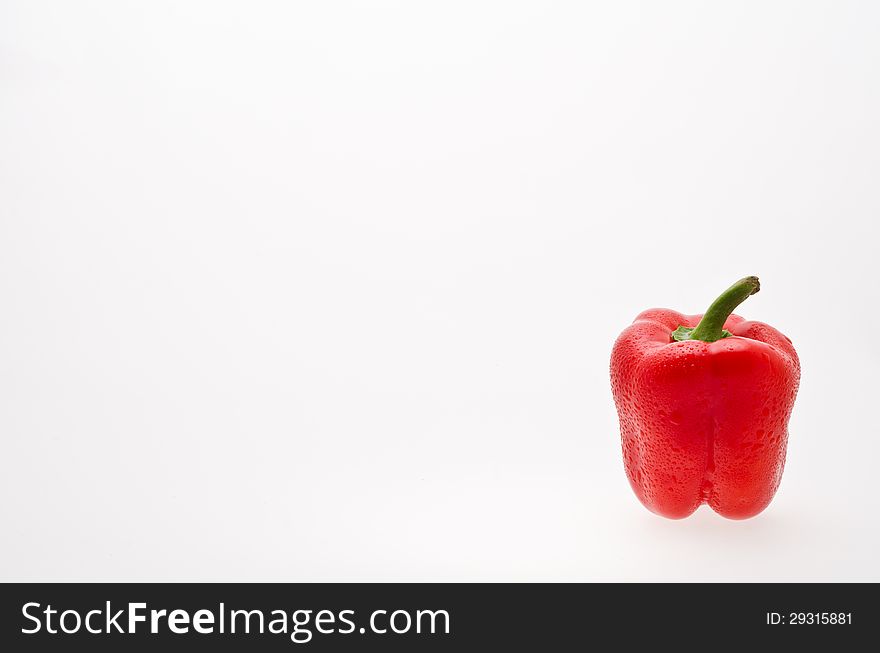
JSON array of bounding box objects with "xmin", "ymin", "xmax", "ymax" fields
[{"xmin": 687, "ymin": 276, "xmax": 760, "ymax": 342}]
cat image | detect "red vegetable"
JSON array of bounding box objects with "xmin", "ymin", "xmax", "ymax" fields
[{"xmin": 610, "ymin": 277, "xmax": 800, "ymax": 519}]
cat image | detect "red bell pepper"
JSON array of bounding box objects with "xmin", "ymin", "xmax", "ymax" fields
[{"xmin": 610, "ymin": 277, "xmax": 800, "ymax": 519}]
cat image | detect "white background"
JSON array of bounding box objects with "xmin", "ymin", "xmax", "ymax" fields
[{"xmin": 2, "ymin": 1, "xmax": 879, "ymax": 582}]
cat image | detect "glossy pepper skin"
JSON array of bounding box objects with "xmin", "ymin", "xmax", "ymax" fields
[{"xmin": 610, "ymin": 277, "xmax": 800, "ymax": 520}]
